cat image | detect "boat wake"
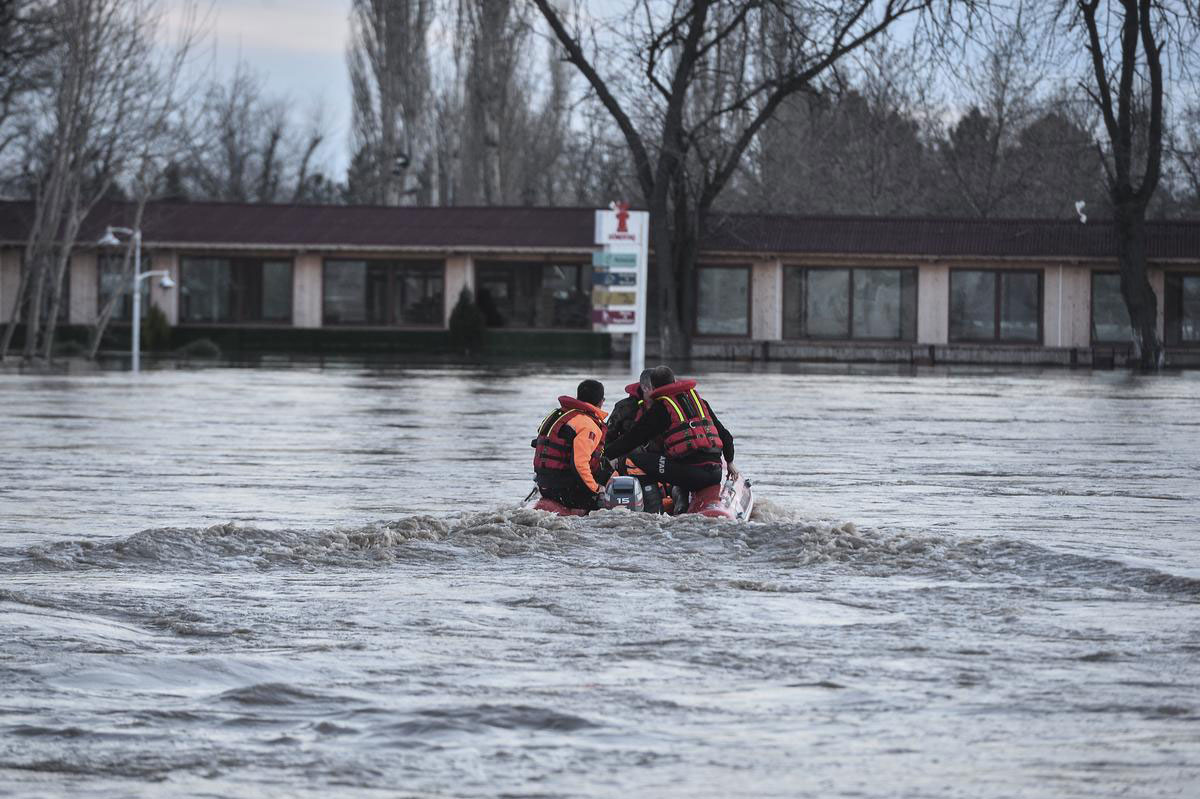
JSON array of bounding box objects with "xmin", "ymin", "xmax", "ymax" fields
[{"xmin": 3, "ymin": 502, "xmax": 1197, "ymax": 599}]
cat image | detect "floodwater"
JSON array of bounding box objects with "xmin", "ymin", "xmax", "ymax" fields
[{"xmin": 1, "ymin": 360, "xmax": 1197, "ymax": 798}]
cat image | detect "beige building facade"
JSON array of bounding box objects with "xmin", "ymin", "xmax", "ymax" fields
[{"xmin": 1, "ymin": 201, "xmax": 1197, "ymax": 366}]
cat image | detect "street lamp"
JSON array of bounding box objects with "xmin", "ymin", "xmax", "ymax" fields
[{"xmin": 97, "ymin": 225, "xmax": 174, "ymax": 373}]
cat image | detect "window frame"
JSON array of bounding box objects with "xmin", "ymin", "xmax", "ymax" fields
[
  {"xmin": 472, "ymin": 259, "xmax": 592, "ymax": 331},
  {"xmin": 1089, "ymin": 270, "xmax": 1133, "ymax": 345},
  {"xmin": 96, "ymin": 252, "xmax": 152, "ymax": 323},
  {"xmin": 1164, "ymin": 271, "xmax": 1200, "ymax": 348},
  {"xmin": 321, "ymin": 258, "xmax": 445, "ymax": 328},
  {"xmin": 178, "ymin": 253, "xmax": 295, "ymax": 325},
  {"xmin": 948, "ymin": 268, "xmax": 1043, "ymax": 345},
  {"xmin": 781, "ymin": 265, "xmax": 919, "ymax": 342},
  {"xmin": 693, "ymin": 263, "xmax": 753, "ymax": 338}
]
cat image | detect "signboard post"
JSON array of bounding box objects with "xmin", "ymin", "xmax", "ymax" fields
[{"xmin": 593, "ymin": 202, "xmax": 649, "ymax": 377}]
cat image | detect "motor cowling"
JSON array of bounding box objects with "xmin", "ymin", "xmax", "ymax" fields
[{"xmin": 604, "ymin": 475, "xmax": 644, "ymax": 512}]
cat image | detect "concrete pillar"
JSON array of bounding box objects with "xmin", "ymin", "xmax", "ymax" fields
[
  {"xmin": 1150, "ymin": 268, "xmax": 1165, "ymax": 340},
  {"xmin": 293, "ymin": 253, "xmax": 322, "ymax": 328},
  {"xmin": 1044, "ymin": 263, "xmax": 1062, "ymax": 347},
  {"xmin": 751, "ymin": 259, "xmax": 783, "ymax": 340},
  {"xmin": 443, "ymin": 255, "xmax": 474, "ymax": 327},
  {"xmin": 917, "ymin": 262, "xmax": 948, "ymax": 344},
  {"xmin": 0, "ymin": 248, "xmax": 19, "ymax": 323},
  {"xmin": 150, "ymin": 251, "xmax": 180, "ymax": 325},
  {"xmin": 68, "ymin": 251, "xmax": 97, "ymax": 325}
]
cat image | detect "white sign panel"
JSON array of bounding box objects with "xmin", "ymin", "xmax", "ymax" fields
[
  {"xmin": 592, "ymin": 203, "xmax": 650, "ymax": 376},
  {"xmin": 594, "ymin": 201, "xmax": 647, "ymax": 246}
]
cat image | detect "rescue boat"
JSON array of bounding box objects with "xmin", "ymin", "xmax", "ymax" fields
[{"xmin": 524, "ymin": 464, "xmax": 754, "ymax": 521}]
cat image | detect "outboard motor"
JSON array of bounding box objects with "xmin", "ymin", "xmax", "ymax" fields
[{"xmin": 604, "ymin": 475, "xmax": 644, "ymax": 512}]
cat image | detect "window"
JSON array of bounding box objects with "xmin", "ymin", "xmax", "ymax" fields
[
  {"xmin": 322, "ymin": 260, "xmax": 443, "ymax": 326},
  {"xmin": 180, "ymin": 257, "xmax": 293, "ymax": 323},
  {"xmin": 474, "ymin": 262, "xmax": 590, "ymax": 329},
  {"xmin": 97, "ymin": 254, "xmax": 150, "ymax": 322},
  {"xmin": 949, "ymin": 269, "xmax": 1041, "ymax": 343},
  {"xmin": 1091, "ymin": 272, "xmax": 1132, "ymax": 344},
  {"xmin": 1165, "ymin": 273, "xmax": 1200, "ymax": 346},
  {"xmin": 696, "ymin": 266, "xmax": 750, "ymax": 336},
  {"xmin": 783, "ymin": 267, "xmax": 917, "ymax": 340}
]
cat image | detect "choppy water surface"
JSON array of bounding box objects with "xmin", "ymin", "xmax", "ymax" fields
[{"xmin": 1, "ymin": 361, "xmax": 1198, "ymax": 798}]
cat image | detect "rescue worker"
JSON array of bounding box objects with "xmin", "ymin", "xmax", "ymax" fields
[
  {"xmin": 603, "ymin": 366, "xmax": 736, "ymax": 511},
  {"xmin": 606, "ymin": 368, "xmax": 653, "ymax": 442},
  {"xmin": 532, "ymin": 379, "xmax": 610, "ymax": 511},
  {"xmin": 604, "ymin": 368, "xmax": 667, "ymax": 514}
]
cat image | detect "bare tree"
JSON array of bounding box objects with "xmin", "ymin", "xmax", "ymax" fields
[
  {"xmin": 933, "ymin": 1, "xmax": 1053, "ymax": 217},
  {"xmin": 0, "ymin": 0, "xmax": 200, "ymax": 362},
  {"xmin": 462, "ymin": 0, "xmax": 526, "ymax": 203},
  {"xmin": 1061, "ymin": 0, "xmax": 1197, "ymax": 368},
  {"xmin": 0, "ymin": 0, "xmax": 54, "ymax": 167},
  {"xmin": 533, "ymin": 0, "xmax": 952, "ymax": 356},
  {"xmin": 732, "ymin": 38, "xmax": 934, "ymax": 216},
  {"xmin": 172, "ymin": 63, "xmax": 330, "ymax": 204},
  {"xmin": 346, "ymin": 0, "xmax": 433, "ymax": 205},
  {"xmin": 1169, "ymin": 100, "xmax": 1200, "ymax": 216}
]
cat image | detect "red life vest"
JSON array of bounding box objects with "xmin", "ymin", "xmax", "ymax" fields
[
  {"xmin": 532, "ymin": 396, "xmax": 607, "ymax": 473},
  {"xmin": 648, "ymin": 380, "xmax": 723, "ymax": 460}
]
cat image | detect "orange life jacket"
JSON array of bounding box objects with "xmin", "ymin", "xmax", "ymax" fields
[
  {"xmin": 532, "ymin": 396, "xmax": 608, "ymax": 473},
  {"xmin": 648, "ymin": 380, "xmax": 723, "ymax": 460}
]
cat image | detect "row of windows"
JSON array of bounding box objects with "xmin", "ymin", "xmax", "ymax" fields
[
  {"xmin": 88, "ymin": 256, "xmax": 1200, "ymax": 346},
  {"xmin": 696, "ymin": 266, "xmax": 1200, "ymax": 345}
]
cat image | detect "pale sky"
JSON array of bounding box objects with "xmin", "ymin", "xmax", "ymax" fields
[{"xmin": 165, "ymin": 0, "xmax": 354, "ymax": 176}]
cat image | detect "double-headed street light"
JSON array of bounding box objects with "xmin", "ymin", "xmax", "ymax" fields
[{"xmin": 97, "ymin": 226, "xmax": 175, "ymax": 373}]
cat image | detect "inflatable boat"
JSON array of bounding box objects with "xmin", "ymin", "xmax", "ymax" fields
[{"xmin": 525, "ymin": 465, "xmax": 754, "ymax": 521}]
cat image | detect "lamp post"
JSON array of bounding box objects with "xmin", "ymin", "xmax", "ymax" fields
[{"xmin": 98, "ymin": 226, "xmax": 175, "ymax": 373}]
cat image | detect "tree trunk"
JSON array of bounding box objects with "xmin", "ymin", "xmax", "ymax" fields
[
  {"xmin": 39, "ymin": 246, "xmax": 70, "ymax": 360},
  {"xmin": 1114, "ymin": 204, "xmax": 1163, "ymax": 369},
  {"xmin": 649, "ymin": 201, "xmax": 685, "ymax": 359},
  {"xmin": 21, "ymin": 250, "xmax": 46, "ymax": 360},
  {"xmin": 0, "ymin": 260, "xmax": 29, "ymax": 360}
]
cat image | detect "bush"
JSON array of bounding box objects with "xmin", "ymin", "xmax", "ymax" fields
[
  {"xmin": 141, "ymin": 304, "xmax": 171, "ymax": 351},
  {"xmin": 448, "ymin": 287, "xmax": 486, "ymax": 354},
  {"xmin": 175, "ymin": 337, "xmax": 221, "ymax": 358}
]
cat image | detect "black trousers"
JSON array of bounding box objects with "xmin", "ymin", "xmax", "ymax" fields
[
  {"xmin": 627, "ymin": 451, "xmax": 722, "ymax": 492},
  {"xmin": 536, "ymin": 471, "xmax": 597, "ymax": 511}
]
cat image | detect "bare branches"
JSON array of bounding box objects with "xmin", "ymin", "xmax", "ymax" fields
[
  {"xmin": 347, "ymin": 0, "xmax": 432, "ymax": 205},
  {"xmin": 531, "ymin": 0, "xmax": 655, "ymax": 198}
]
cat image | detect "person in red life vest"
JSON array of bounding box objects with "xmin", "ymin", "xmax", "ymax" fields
[
  {"xmin": 603, "ymin": 366, "xmax": 736, "ymax": 507},
  {"xmin": 532, "ymin": 379, "xmax": 610, "ymax": 511}
]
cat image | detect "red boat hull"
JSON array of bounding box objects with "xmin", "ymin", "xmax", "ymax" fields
[
  {"xmin": 526, "ymin": 468, "xmax": 753, "ymax": 521},
  {"xmin": 531, "ymin": 497, "xmax": 589, "ymax": 516}
]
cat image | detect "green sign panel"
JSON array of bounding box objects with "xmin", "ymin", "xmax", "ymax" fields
[{"xmin": 591, "ymin": 251, "xmax": 639, "ymax": 268}]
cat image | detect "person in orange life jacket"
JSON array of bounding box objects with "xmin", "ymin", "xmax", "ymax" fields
[
  {"xmin": 532, "ymin": 379, "xmax": 610, "ymax": 511},
  {"xmin": 603, "ymin": 365, "xmax": 736, "ymax": 497}
]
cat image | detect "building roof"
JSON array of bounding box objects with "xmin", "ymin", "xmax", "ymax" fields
[
  {"xmin": 699, "ymin": 213, "xmax": 1200, "ymax": 260},
  {"xmin": 0, "ymin": 199, "xmax": 1196, "ymax": 260},
  {"xmin": 0, "ymin": 200, "xmax": 598, "ymax": 252}
]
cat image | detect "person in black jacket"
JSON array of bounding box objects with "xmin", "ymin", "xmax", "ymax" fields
[
  {"xmin": 604, "ymin": 366, "xmax": 736, "ymax": 499},
  {"xmin": 606, "ymin": 368, "xmax": 653, "ymax": 443},
  {"xmin": 604, "ymin": 368, "xmax": 668, "ymax": 512}
]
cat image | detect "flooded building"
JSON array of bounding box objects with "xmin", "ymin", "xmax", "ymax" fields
[{"xmin": 1, "ymin": 200, "xmax": 1198, "ymax": 365}]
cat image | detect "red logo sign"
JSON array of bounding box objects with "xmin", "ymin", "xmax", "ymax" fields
[{"xmin": 614, "ymin": 201, "xmax": 630, "ymax": 233}]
